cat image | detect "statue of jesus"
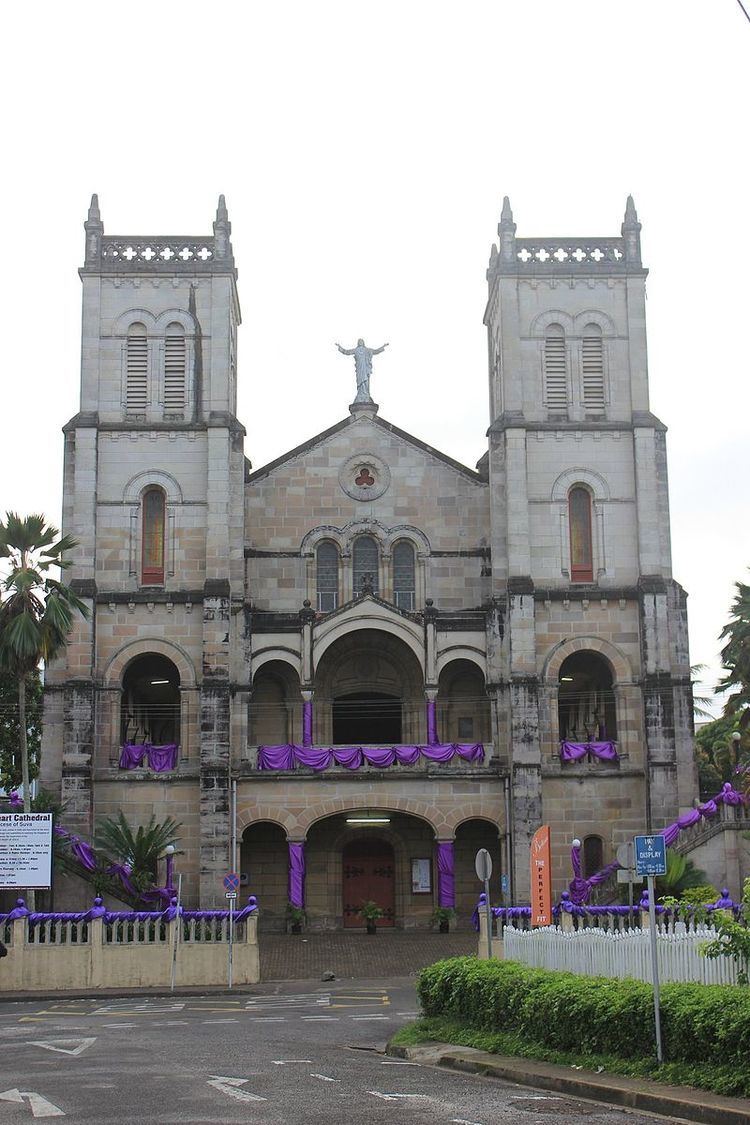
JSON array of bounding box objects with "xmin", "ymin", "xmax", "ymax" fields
[{"xmin": 335, "ymin": 338, "xmax": 389, "ymax": 402}]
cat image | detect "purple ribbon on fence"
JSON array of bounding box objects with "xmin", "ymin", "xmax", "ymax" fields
[
  {"xmin": 559, "ymin": 741, "xmax": 619, "ymax": 763},
  {"xmin": 257, "ymin": 743, "xmax": 484, "ymax": 771},
  {"xmin": 118, "ymin": 743, "xmax": 179, "ymax": 772}
]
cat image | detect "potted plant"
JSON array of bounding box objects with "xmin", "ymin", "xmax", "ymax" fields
[
  {"xmin": 360, "ymin": 900, "xmax": 384, "ymax": 934},
  {"xmin": 432, "ymin": 906, "xmax": 457, "ymax": 933},
  {"xmin": 286, "ymin": 902, "xmax": 306, "ymax": 934}
]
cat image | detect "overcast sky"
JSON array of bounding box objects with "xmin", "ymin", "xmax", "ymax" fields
[{"xmin": 1, "ymin": 1, "xmax": 747, "ymax": 712}]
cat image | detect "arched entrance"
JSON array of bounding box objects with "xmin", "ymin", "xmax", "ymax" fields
[
  {"xmin": 240, "ymin": 822, "xmax": 288, "ymax": 932},
  {"xmin": 342, "ymin": 838, "xmax": 395, "ymax": 928},
  {"xmin": 557, "ymin": 651, "xmax": 617, "ymax": 742}
]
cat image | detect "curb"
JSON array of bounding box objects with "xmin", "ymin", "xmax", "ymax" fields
[
  {"xmin": 386, "ymin": 1042, "xmax": 750, "ymax": 1125},
  {"xmin": 0, "ymin": 987, "xmax": 257, "ymax": 1003}
]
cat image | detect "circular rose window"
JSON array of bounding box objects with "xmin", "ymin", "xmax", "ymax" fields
[{"xmin": 339, "ymin": 453, "xmax": 391, "ymax": 501}]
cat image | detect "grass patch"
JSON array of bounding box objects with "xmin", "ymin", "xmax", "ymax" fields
[{"xmin": 391, "ymin": 1016, "xmax": 750, "ymax": 1099}]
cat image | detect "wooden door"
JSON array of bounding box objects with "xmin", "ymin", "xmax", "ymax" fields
[{"xmin": 342, "ymin": 840, "xmax": 395, "ymax": 928}]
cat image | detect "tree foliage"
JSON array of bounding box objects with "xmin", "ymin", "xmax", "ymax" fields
[
  {"xmin": 0, "ymin": 512, "xmax": 87, "ymax": 812},
  {"xmin": 94, "ymin": 811, "xmax": 181, "ymax": 892},
  {"xmin": 718, "ymin": 576, "xmax": 750, "ymax": 725},
  {"xmin": 0, "ymin": 665, "xmax": 42, "ymax": 792}
]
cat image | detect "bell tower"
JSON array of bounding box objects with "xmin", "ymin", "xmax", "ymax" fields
[{"xmin": 42, "ymin": 196, "xmax": 249, "ymax": 905}]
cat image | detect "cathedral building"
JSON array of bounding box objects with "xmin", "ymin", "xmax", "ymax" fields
[{"xmin": 41, "ymin": 195, "xmax": 696, "ymax": 927}]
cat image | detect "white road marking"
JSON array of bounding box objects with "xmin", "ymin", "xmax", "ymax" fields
[
  {"xmin": 153, "ymin": 1020, "xmax": 189, "ymax": 1026},
  {"xmin": 310, "ymin": 1074, "xmax": 339, "ymax": 1083},
  {"xmin": 248, "ymin": 1017, "xmax": 285, "ymax": 1022},
  {"xmin": 102, "ymin": 1023, "xmax": 138, "ymax": 1028},
  {"xmin": 369, "ymin": 1091, "xmax": 427, "ymax": 1101},
  {"xmin": 351, "ymin": 1015, "xmax": 389, "ymax": 1020},
  {"xmin": 29, "ymin": 1038, "xmax": 96, "ymax": 1057},
  {"xmin": 300, "ymin": 1016, "xmax": 338, "ymax": 1021},
  {"xmin": 451, "ymin": 1118, "xmax": 485, "ymax": 1124},
  {"xmin": 203, "ymin": 1019, "xmax": 239, "ymax": 1024},
  {"xmin": 271, "ymin": 1060, "xmax": 312, "ymax": 1066},
  {"xmin": 510, "ymin": 1095, "xmax": 562, "ymax": 1100},
  {"xmin": 207, "ymin": 1076, "xmax": 266, "ymax": 1104},
  {"xmin": 0, "ymin": 1089, "xmax": 65, "ymax": 1118},
  {"xmin": 380, "ymin": 1061, "xmax": 420, "ymax": 1066}
]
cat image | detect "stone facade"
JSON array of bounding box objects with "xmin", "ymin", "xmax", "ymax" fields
[{"xmin": 40, "ymin": 195, "xmax": 696, "ymax": 926}]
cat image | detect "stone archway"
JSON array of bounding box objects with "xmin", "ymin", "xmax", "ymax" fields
[{"xmin": 314, "ymin": 628, "xmax": 425, "ymax": 745}]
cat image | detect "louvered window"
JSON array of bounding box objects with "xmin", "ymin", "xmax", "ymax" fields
[
  {"xmin": 393, "ymin": 540, "xmax": 415, "ymax": 610},
  {"xmin": 125, "ymin": 324, "xmax": 148, "ymax": 413},
  {"xmin": 543, "ymin": 325, "xmax": 568, "ymax": 412},
  {"xmin": 353, "ymin": 536, "xmax": 379, "ymax": 596},
  {"xmin": 316, "ymin": 541, "xmax": 339, "ymax": 612},
  {"xmin": 164, "ymin": 324, "xmax": 186, "ymax": 413},
  {"xmin": 582, "ymin": 325, "xmax": 605, "ymax": 412}
]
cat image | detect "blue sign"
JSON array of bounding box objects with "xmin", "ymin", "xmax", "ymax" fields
[
  {"xmin": 634, "ymin": 835, "xmax": 667, "ymax": 877},
  {"xmin": 223, "ymin": 871, "xmax": 240, "ymax": 892}
]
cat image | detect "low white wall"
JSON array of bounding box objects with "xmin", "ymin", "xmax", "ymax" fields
[{"xmin": 2, "ymin": 915, "xmax": 259, "ymax": 991}]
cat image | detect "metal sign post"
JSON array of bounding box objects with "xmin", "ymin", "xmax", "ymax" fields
[
  {"xmin": 170, "ymin": 873, "xmax": 182, "ymax": 994},
  {"xmin": 223, "ymin": 873, "xmax": 240, "ymax": 990},
  {"xmin": 634, "ymin": 834, "xmax": 667, "ymax": 1064},
  {"xmin": 474, "ymin": 848, "xmax": 493, "ymax": 960}
]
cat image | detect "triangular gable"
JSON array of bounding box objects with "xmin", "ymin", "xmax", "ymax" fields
[{"xmin": 247, "ymin": 412, "xmax": 485, "ymax": 485}]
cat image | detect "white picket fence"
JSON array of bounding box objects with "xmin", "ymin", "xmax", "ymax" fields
[{"xmin": 503, "ymin": 923, "xmax": 740, "ymax": 985}]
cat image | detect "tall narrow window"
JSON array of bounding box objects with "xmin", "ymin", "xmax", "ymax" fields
[
  {"xmin": 126, "ymin": 323, "xmax": 148, "ymax": 413},
  {"xmin": 316, "ymin": 541, "xmax": 339, "ymax": 612},
  {"xmin": 582, "ymin": 324, "xmax": 605, "ymax": 413},
  {"xmin": 142, "ymin": 488, "xmax": 166, "ymax": 585},
  {"xmin": 582, "ymin": 835, "xmax": 604, "ymax": 879},
  {"xmin": 393, "ymin": 540, "xmax": 416, "ymax": 610},
  {"xmin": 353, "ymin": 535, "xmax": 379, "ymax": 596},
  {"xmin": 569, "ymin": 486, "xmax": 593, "ymax": 582},
  {"xmin": 164, "ymin": 323, "xmax": 186, "ymax": 414},
  {"xmin": 544, "ymin": 324, "xmax": 568, "ymax": 412}
]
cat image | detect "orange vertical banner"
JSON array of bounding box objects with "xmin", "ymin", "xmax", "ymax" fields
[{"xmin": 530, "ymin": 824, "xmax": 552, "ymax": 927}]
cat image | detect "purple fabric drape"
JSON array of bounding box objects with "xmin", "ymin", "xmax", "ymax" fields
[
  {"xmin": 9, "ymin": 791, "xmax": 23, "ymax": 809},
  {"xmin": 257, "ymin": 743, "xmax": 484, "ymax": 771},
  {"xmin": 426, "ymin": 699, "xmax": 438, "ymax": 745},
  {"xmin": 436, "ymin": 841, "xmax": 455, "ymax": 908},
  {"xmin": 119, "ymin": 743, "xmax": 179, "ymax": 772},
  {"xmin": 302, "ymin": 700, "xmax": 313, "ymax": 748},
  {"xmin": 288, "ymin": 842, "xmax": 305, "ymax": 908},
  {"xmin": 560, "ymin": 741, "xmax": 619, "ymax": 763},
  {"xmin": 54, "ymin": 826, "xmax": 98, "ymax": 872},
  {"xmin": 568, "ymin": 781, "xmax": 747, "ymax": 904}
]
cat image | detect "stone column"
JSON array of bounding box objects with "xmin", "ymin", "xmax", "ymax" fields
[
  {"xmin": 507, "ymin": 578, "xmax": 542, "ymax": 904},
  {"xmin": 435, "ymin": 840, "xmax": 455, "ymax": 907},
  {"xmin": 425, "ymin": 690, "xmax": 438, "ymax": 745},
  {"xmin": 301, "ymin": 692, "xmax": 314, "ymax": 749},
  {"xmin": 288, "ymin": 840, "xmax": 305, "ymax": 908},
  {"xmin": 199, "ymin": 579, "xmax": 232, "ymax": 906}
]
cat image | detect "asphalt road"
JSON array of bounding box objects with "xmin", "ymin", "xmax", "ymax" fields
[{"xmin": 0, "ymin": 980, "xmax": 680, "ymax": 1124}]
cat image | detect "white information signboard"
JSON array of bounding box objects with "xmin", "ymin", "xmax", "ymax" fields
[{"xmin": 0, "ymin": 812, "xmax": 53, "ymax": 889}]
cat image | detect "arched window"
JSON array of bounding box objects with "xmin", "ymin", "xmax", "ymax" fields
[
  {"xmin": 141, "ymin": 487, "xmax": 166, "ymax": 585},
  {"xmin": 544, "ymin": 324, "xmax": 567, "ymax": 412},
  {"xmin": 582, "ymin": 835, "xmax": 604, "ymax": 879},
  {"xmin": 569, "ymin": 486, "xmax": 593, "ymax": 582},
  {"xmin": 393, "ymin": 540, "xmax": 416, "ymax": 610},
  {"xmin": 558, "ymin": 652, "xmax": 617, "ymax": 742},
  {"xmin": 353, "ymin": 535, "xmax": 379, "ymax": 596},
  {"xmin": 582, "ymin": 324, "xmax": 605, "ymax": 412},
  {"xmin": 125, "ymin": 323, "xmax": 148, "ymax": 413},
  {"xmin": 316, "ymin": 541, "xmax": 339, "ymax": 612},
  {"xmin": 121, "ymin": 653, "xmax": 180, "ymax": 747},
  {"xmin": 164, "ymin": 322, "xmax": 186, "ymax": 414}
]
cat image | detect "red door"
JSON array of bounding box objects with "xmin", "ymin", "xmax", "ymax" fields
[{"xmin": 342, "ymin": 840, "xmax": 395, "ymax": 928}]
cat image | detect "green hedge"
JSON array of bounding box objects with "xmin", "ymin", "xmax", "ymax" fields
[{"xmin": 417, "ymin": 957, "xmax": 750, "ymax": 1067}]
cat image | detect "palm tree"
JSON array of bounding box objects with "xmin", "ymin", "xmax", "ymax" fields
[
  {"xmin": 94, "ymin": 812, "xmax": 182, "ymax": 893},
  {"xmin": 655, "ymin": 849, "xmax": 709, "ymax": 900},
  {"xmin": 718, "ymin": 576, "xmax": 750, "ymax": 726},
  {"xmin": 0, "ymin": 513, "xmax": 88, "ymax": 813}
]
